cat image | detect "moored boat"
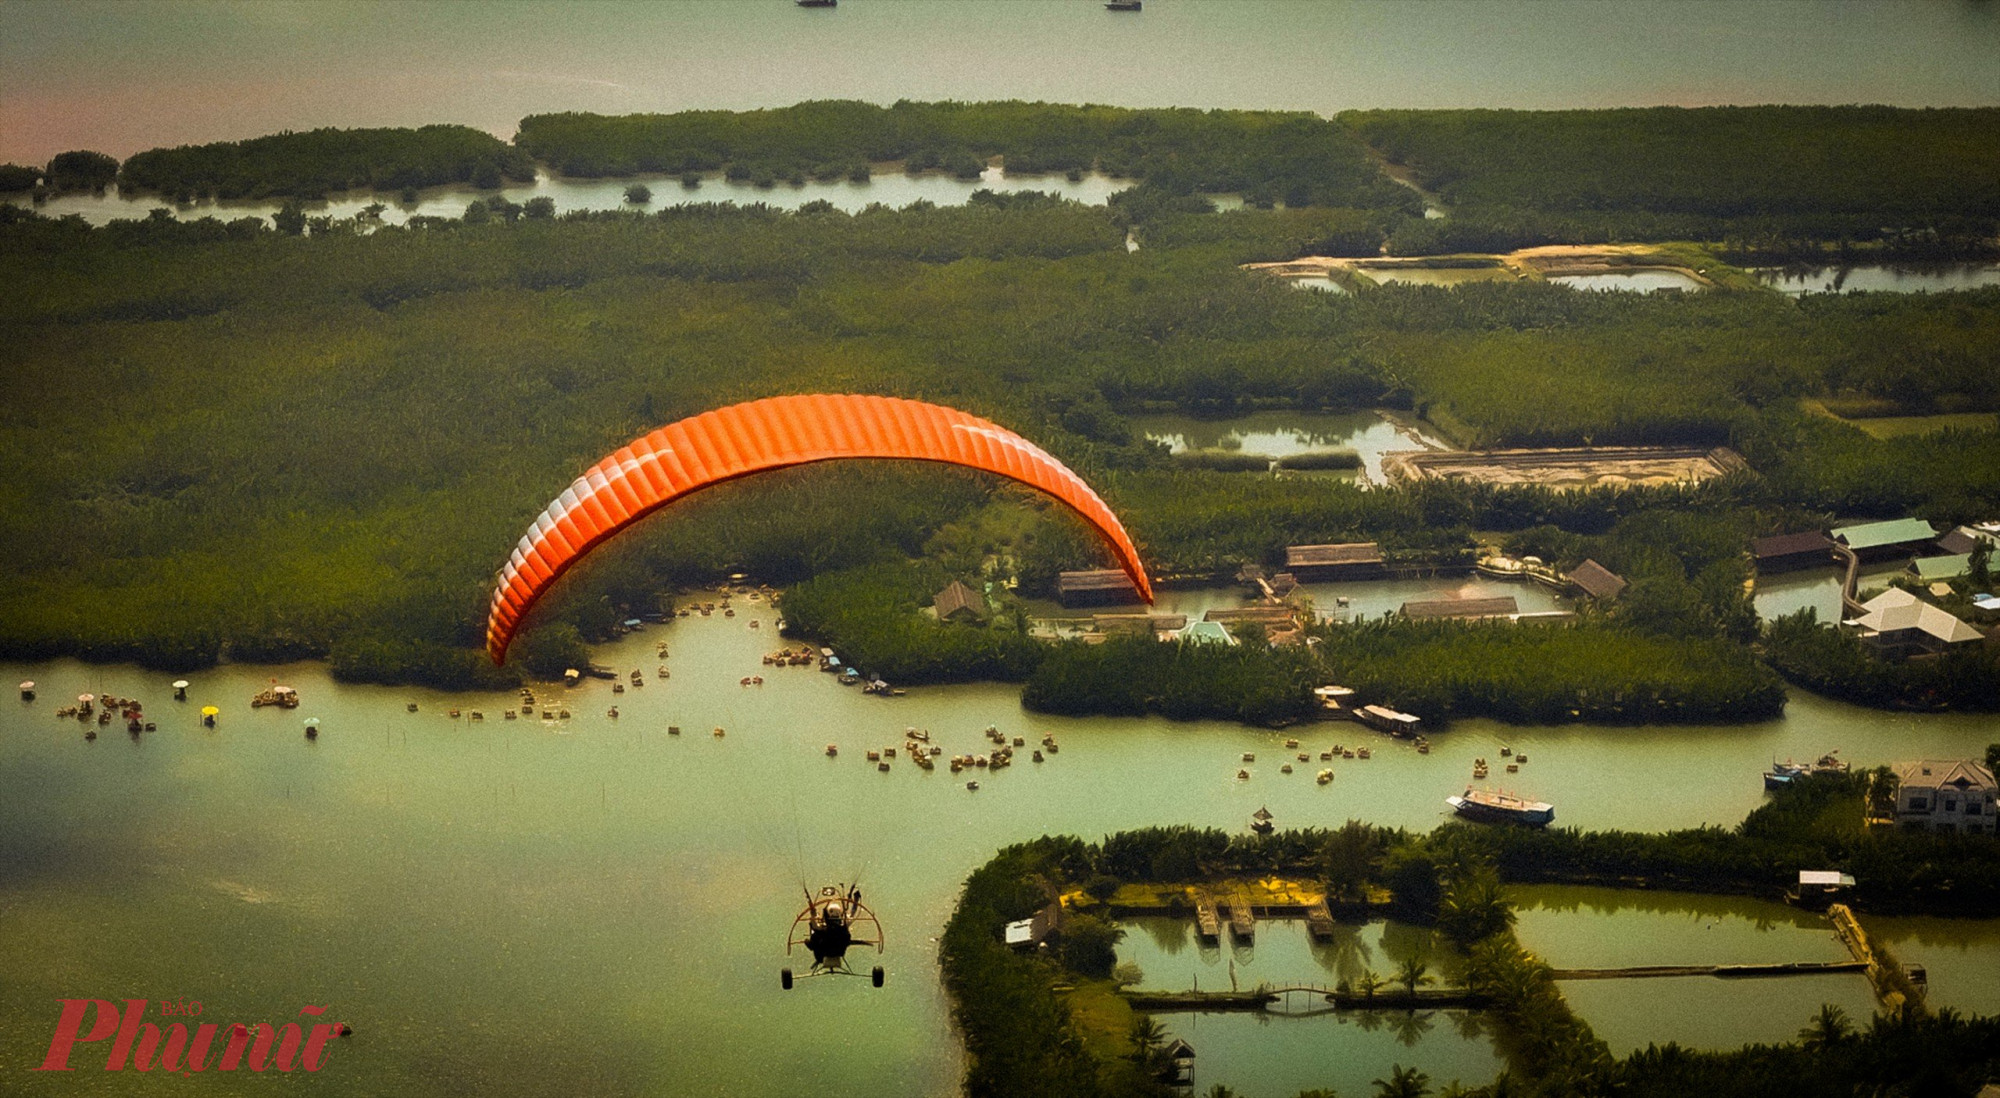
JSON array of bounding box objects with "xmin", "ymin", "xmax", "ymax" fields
[{"xmin": 1447, "ymin": 788, "xmax": 1555, "ymax": 827}]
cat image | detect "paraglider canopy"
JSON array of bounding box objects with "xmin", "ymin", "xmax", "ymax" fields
[
  {"xmin": 486, "ymin": 394, "xmax": 1152, "ymax": 664},
  {"xmin": 172, "ymin": 680, "xmax": 190, "ymax": 690},
  {"xmin": 200, "ymin": 706, "xmax": 219, "ymax": 716},
  {"xmin": 18, "ymin": 681, "xmax": 32, "ymax": 691}
]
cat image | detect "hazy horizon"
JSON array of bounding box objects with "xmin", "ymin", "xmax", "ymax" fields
[{"xmin": 4, "ymin": 0, "xmax": 1998, "ymax": 165}]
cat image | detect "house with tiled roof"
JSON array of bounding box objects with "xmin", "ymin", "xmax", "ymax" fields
[{"xmin": 1891, "ymin": 759, "xmax": 1998, "ymax": 835}]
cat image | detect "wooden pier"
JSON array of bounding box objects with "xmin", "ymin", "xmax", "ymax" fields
[
  {"xmin": 1830, "ymin": 903, "xmax": 1928, "ymax": 1016},
  {"xmin": 1226, "ymin": 890, "xmax": 1256, "ymax": 941},
  {"xmin": 1192, "ymin": 889, "xmax": 1221, "ymax": 941},
  {"xmin": 1123, "ymin": 985, "xmax": 1491, "ymax": 1014},
  {"xmin": 1551, "ymin": 961, "xmax": 1866, "ymax": 980},
  {"xmin": 1304, "ymin": 897, "xmax": 1336, "ymax": 942}
]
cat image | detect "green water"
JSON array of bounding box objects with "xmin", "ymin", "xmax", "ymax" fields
[
  {"xmin": 1131, "ymin": 410, "xmax": 1449, "ymax": 485},
  {"xmin": 1512, "ymin": 886, "xmax": 1884, "ymax": 1054},
  {"xmin": 1548, "ymin": 269, "xmax": 1708, "ymax": 293},
  {"xmin": 1116, "ymin": 917, "xmax": 1502, "ymax": 1093},
  {"xmin": 3, "ymin": 593, "xmax": 1997, "ymax": 1094},
  {"xmin": 1358, "ymin": 267, "xmax": 1520, "ymax": 288},
  {"xmin": 8, "ymin": 166, "xmax": 1133, "ymax": 229},
  {"xmin": 1750, "ymin": 263, "xmax": 2000, "ymax": 296}
]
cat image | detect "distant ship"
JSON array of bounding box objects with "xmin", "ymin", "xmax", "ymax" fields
[
  {"xmin": 796, "ymin": 0, "xmax": 836, "ymax": 7},
  {"xmin": 1447, "ymin": 788, "xmax": 1554, "ymax": 827},
  {"xmin": 1106, "ymin": 1, "xmax": 1142, "ymax": 10}
]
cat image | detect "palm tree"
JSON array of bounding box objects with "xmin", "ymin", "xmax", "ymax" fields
[
  {"xmin": 1798, "ymin": 1003, "xmax": 1852, "ymax": 1049},
  {"xmin": 1396, "ymin": 958, "xmax": 1434, "ymax": 1000},
  {"xmin": 1127, "ymin": 1013, "xmax": 1168, "ymax": 1073},
  {"xmin": 1354, "ymin": 968, "xmax": 1387, "ymax": 1001},
  {"xmin": 1372, "ymin": 1063, "xmax": 1431, "ymax": 1098}
]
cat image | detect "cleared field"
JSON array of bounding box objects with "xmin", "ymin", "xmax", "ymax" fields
[
  {"xmin": 1846, "ymin": 413, "xmax": 1998, "ymax": 440},
  {"xmin": 1382, "ymin": 445, "xmax": 1747, "ymax": 489}
]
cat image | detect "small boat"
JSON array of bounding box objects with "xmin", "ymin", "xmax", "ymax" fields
[
  {"xmin": 1032, "ymin": 750, "xmax": 1044, "ymax": 762},
  {"xmin": 797, "ymin": 0, "xmax": 837, "ymax": 8},
  {"xmin": 1236, "ymin": 769, "xmax": 1250, "ymax": 780},
  {"xmin": 607, "ymin": 707, "xmax": 619, "ymax": 719},
  {"xmin": 907, "ymin": 727, "xmax": 930, "ymax": 742},
  {"xmin": 1506, "ymin": 763, "xmax": 1519, "ymax": 773},
  {"xmin": 1447, "ymin": 788, "xmax": 1555, "ymax": 827},
  {"xmin": 470, "ymin": 711, "xmax": 483, "ymax": 721},
  {"xmin": 884, "ymin": 747, "xmax": 897, "ymax": 759},
  {"xmin": 1297, "ymin": 753, "xmax": 1310, "ymax": 762},
  {"xmin": 1242, "ymin": 752, "xmax": 1256, "ymax": 763},
  {"xmin": 966, "ymin": 781, "xmax": 979, "ymax": 791},
  {"xmin": 1280, "ymin": 764, "xmax": 1293, "ymax": 774},
  {"xmin": 1320, "ymin": 750, "xmax": 1334, "ymax": 761},
  {"xmin": 877, "ymin": 761, "xmax": 891, "ymax": 773},
  {"xmin": 1500, "ymin": 746, "xmax": 1513, "ymax": 757},
  {"xmin": 712, "ymin": 726, "xmax": 724, "ymax": 737},
  {"xmin": 1764, "ymin": 760, "xmax": 1808, "ymax": 789},
  {"xmin": 1356, "ymin": 748, "xmax": 1371, "ymax": 759},
  {"xmin": 1105, "ymin": 0, "xmax": 1140, "ymax": 9},
  {"xmin": 613, "ymin": 683, "xmax": 626, "ymax": 694},
  {"xmin": 667, "ymin": 725, "xmax": 681, "ymax": 735},
  {"xmin": 504, "ymin": 711, "xmax": 517, "ymax": 720},
  {"xmin": 866, "ymin": 750, "xmax": 880, "ymax": 762},
  {"xmin": 448, "ymin": 708, "xmax": 460, "ymax": 718},
  {"xmin": 826, "ymin": 744, "xmax": 839, "ymax": 757},
  {"xmin": 1515, "ymin": 754, "xmax": 1528, "ymax": 764},
  {"xmin": 252, "ymin": 684, "xmax": 300, "ymax": 709},
  {"xmin": 1356, "ymin": 704, "xmax": 1421, "ymax": 737},
  {"xmin": 1284, "ymin": 738, "xmax": 1299, "ymax": 749},
  {"xmin": 1316, "ymin": 769, "xmax": 1333, "ymax": 784}
]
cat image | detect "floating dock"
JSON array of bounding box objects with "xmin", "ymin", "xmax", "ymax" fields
[
  {"xmin": 1226, "ymin": 891, "xmax": 1256, "ymax": 941},
  {"xmin": 1192, "ymin": 889, "xmax": 1221, "ymax": 941}
]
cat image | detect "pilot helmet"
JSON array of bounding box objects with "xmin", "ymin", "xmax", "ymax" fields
[{"xmin": 824, "ymin": 900, "xmax": 846, "ymax": 925}]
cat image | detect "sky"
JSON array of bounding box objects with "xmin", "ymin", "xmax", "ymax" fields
[{"xmin": 3, "ymin": 0, "xmax": 1998, "ymax": 164}]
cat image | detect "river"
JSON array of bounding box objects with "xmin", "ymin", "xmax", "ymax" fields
[{"xmin": 3, "ymin": 585, "xmax": 1995, "ymax": 1094}]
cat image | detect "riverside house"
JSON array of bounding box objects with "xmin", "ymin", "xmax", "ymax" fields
[{"xmin": 1891, "ymin": 760, "xmax": 1998, "ymax": 835}]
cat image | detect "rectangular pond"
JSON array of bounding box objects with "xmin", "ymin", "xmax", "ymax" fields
[
  {"xmin": 1511, "ymin": 885, "xmax": 1881, "ymax": 1055},
  {"xmin": 1130, "ymin": 409, "xmax": 1451, "ymax": 485},
  {"xmin": 1548, "ymin": 269, "xmax": 1707, "ymax": 293},
  {"xmin": 1117, "ymin": 917, "xmax": 1504, "ymax": 1095}
]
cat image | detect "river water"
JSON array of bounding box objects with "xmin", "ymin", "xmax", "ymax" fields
[
  {"xmin": 3, "ymin": 586, "xmax": 1997, "ymax": 1094},
  {"xmin": 3, "ymin": 165, "xmax": 1133, "ymax": 228}
]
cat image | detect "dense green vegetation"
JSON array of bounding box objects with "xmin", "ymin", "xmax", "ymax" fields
[
  {"xmin": 1762, "ymin": 609, "xmax": 2000, "ymax": 712},
  {"xmin": 0, "ymin": 163, "xmax": 40, "ymax": 191},
  {"xmin": 1023, "ymin": 635, "xmax": 1319, "ymax": 725},
  {"xmin": 1314, "ymin": 619, "xmax": 1785, "ymax": 724},
  {"xmin": 46, "ymin": 150, "xmax": 119, "ymax": 192},
  {"xmin": 1345, "ymin": 106, "xmax": 2000, "ymax": 257},
  {"xmin": 517, "ymin": 101, "xmax": 1419, "ymax": 212},
  {"xmin": 1475, "ymin": 772, "xmax": 2000, "ymax": 915},
  {"xmin": 118, "ymin": 125, "xmax": 537, "ymax": 200},
  {"xmin": 3, "ymin": 147, "xmax": 1997, "ymax": 691}
]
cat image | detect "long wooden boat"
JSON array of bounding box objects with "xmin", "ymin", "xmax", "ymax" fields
[{"xmin": 1446, "ymin": 788, "xmax": 1554, "ymax": 827}]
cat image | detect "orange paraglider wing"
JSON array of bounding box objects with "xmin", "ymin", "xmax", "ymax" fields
[{"xmin": 486, "ymin": 394, "xmax": 1151, "ymax": 663}]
